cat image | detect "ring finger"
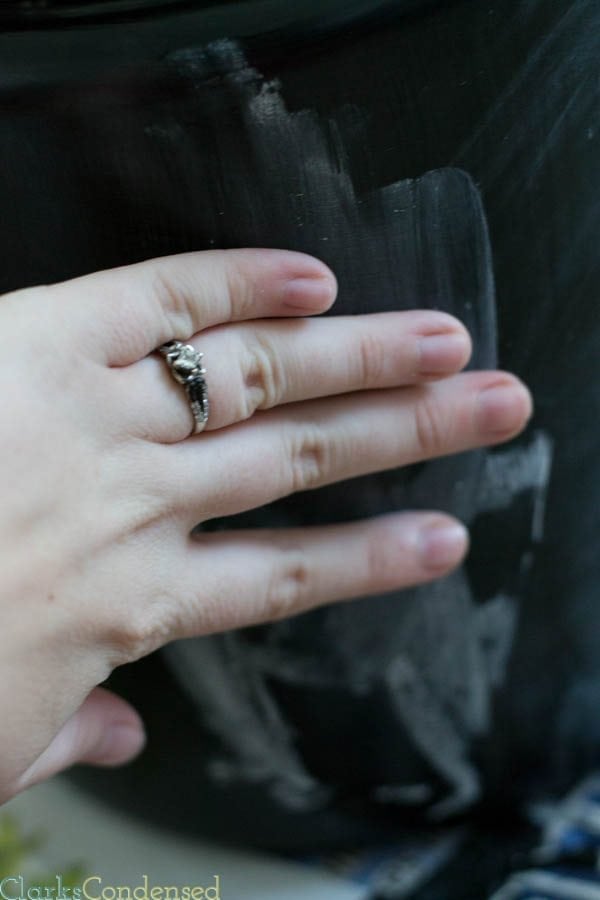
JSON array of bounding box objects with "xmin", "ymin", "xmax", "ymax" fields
[{"xmin": 113, "ymin": 310, "xmax": 472, "ymax": 442}]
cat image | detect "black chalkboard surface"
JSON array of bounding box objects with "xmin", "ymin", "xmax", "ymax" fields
[{"xmin": 0, "ymin": 0, "xmax": 598, "ymax": 857}]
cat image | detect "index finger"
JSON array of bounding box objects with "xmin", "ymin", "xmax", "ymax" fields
[{"xmin": 43, "ymin": 248, "xmax": 338, "ymax": 365}]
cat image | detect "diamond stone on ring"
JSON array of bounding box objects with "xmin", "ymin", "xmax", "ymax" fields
[{"xmin": 158, "ymin": 340, "xmax": 209, "ymax": 435}]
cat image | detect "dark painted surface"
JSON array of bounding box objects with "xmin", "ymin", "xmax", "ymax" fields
[{"xmin": 0, "ymin": 0, "xmax": 598, "ymax": 853}]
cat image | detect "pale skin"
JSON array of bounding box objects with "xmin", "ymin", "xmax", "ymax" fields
[{"xmin": 0, "ymin": 248, "xmax": 532, "ymax": 804}]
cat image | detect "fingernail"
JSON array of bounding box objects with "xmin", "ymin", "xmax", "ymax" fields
[
  {"xmin": 476, "ymin": 381, "xmax": 533, "ymax": 434},
  {"xmin": 282, "ymin": 276, "xmax": 337, "ymax": 311},
  {"xmin": 418, "ymin": 332, "xmax": 471, "ymax": 375},
  {"xmin": 419, "ymin": 521, "xmax": 469, "ymax": 571}
]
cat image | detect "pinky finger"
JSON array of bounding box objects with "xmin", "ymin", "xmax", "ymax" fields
[{"xmin": 181, "ymin": 512, "xmax": 469, "ymax": 636}]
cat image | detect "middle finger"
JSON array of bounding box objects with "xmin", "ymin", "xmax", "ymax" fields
[
  {"xmin": 166, "ymin": 369, "xmax": 533, "ymax": 527},
  {"xmin": 113, "ymin": 310, "xmax": 471, "ymax": 442}
]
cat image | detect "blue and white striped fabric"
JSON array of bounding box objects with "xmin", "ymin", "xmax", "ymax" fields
[{"xmin": 295, "ymin": 775, "xmax": 600, "ymax": 898}]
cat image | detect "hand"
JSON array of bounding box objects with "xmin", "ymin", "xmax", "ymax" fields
[{"xmin": 0, "ymin": 248, "xmax": 532, "ymax": 802}]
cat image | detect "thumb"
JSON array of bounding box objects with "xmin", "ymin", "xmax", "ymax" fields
[{"xmin": 17, "ymin": 686, "xmax": 146, "ymax": 792}]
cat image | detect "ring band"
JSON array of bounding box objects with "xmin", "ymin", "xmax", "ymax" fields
[{"xmin": 158, "ymin": 340, "xmax": 209, "ymax": 435}]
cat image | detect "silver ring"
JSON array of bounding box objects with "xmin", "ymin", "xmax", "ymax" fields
[{"xmin": 157, "ymin": 340, "xmax": 209, "ymax": 435}]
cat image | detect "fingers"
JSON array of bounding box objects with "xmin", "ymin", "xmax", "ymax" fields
[
  {"xmin": 172, "ymin": 513, "xmax": 470, "ymax": 637},
  {"xmin": 115, "ymin": 310, "xmax": 472, "ymax": 442},
  {"xmin": 44, "ymin": 249, "xmax": 338, "ymax": 365},
  {"xmin": 167, "ymin": 370, "xmax": 533, "ymax": 526},
  {"xmin": 16, "ymin": 687, "xmax": 146, "ymax": 793}
]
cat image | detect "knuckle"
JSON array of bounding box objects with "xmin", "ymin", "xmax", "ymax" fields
[
  {"xmin": 413, "ymin": 390, "xmax": 447, "ymax": 457},
  {"xmin": 107, "ymin": 605, "xmax": 171, "ymax": 665},
  {"xmin": 225, "ymin": 263, "xmax": 255, "ymax": 321},
  {"xmin": 356, "ymin": 331, "xmax": 387, "ymax": 387},
  {"xmin": 263, "ymin": 550, "xmax": 312, "ymax": 621},
  {"xmin": 151, "ymin": 267, "xmax": 194, "ymax": 337},
  {"xmin": 287, "ymin": 424, "xmax": 330, "ymax": 492},
  {"xmin": 243, "ymin": 335, "xmax": 285, "ymax": 414}
]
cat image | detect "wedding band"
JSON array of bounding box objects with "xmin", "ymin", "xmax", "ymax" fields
[{"xmin": 158, "ymin": 340, "xmax": 209, "ymax": 435}]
